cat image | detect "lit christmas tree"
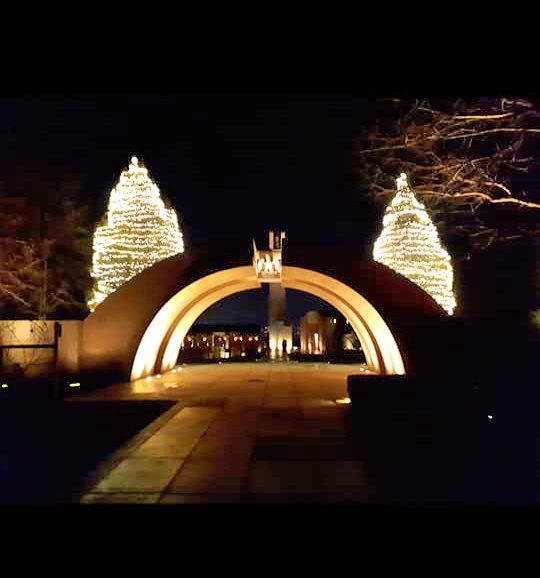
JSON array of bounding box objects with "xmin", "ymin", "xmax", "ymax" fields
[
  {"xmin": 88, "ymin": 156, "xmax": 184, "ymax": 311},
  {"xmin": 373, "ymin": 172, "xmax": 456, "ymax": 315}
]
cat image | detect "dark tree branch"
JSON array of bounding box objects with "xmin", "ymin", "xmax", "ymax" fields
[{"xmin": 355, "ymin": 97, "xmax": 540, "ymax": 252}]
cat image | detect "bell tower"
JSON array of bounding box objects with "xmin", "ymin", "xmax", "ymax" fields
[{"xmin": 252, "ymin": 231, "xmax": 292, "ymax": 358}]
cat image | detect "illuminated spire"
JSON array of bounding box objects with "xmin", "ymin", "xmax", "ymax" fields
[
  {"xmin": 373, "ymin": 173, "xmax": 456, "ymax": 315},
  {"xmin": 88, "ymin": 156, "xmax": 184, "ymax": 311}
]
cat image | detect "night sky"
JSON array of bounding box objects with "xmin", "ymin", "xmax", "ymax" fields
[{"xmin": 0, "ymin": 93, "xmax": 382, "ymax": 323}]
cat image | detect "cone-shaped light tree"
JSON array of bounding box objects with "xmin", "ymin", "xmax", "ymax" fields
[
  {"xmin": 373, "ymin": 173, "xmax": 456, "ymax": 315},
  {"xmin": 88, "ymin": 156, "xmax": 184, "ymax": 311}
]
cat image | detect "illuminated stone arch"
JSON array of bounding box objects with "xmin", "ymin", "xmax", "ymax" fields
[
  {"xmin": 131, "ymin": 265, "xmax": 405, "ymax": 380},
  {"xmin": 80, "ymin": 245, "xmax": 446, "ymax": 383}
]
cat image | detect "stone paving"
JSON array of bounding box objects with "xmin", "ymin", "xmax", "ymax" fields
[{"xmin": 78, "ymin": 362, "xmax": 376, "ymax": 504}]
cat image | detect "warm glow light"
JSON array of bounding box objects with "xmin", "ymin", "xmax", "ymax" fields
[
  {"xmin": 373, "ymin": 173, "xmax": 456, "ymax": 315},
  {"xmin": 255, "ymin": 253, "xmax": 282, "ymax": 278},
  {"xmin": 131, "ymin": 266, "xmax": 261, "ymax": 378},
  {"xmin": 281, "ymin": 267, "xmax": 404, "ymax": 374},
  {"xmin": 68, "ymin": 382, "xmax": 80, "ymax": 388},
  {"xmin": 88, "ymin": 156, "xmax": 185, "ymax": 311},
  {"xmin": 1, "ymin": 383, "xmax": 8, "ymax": 389},
  {"xmin": 336, "ymin": 397, "xmax": 351, "ymax": 405},
  {"xmin": 131, "ymin": 265, "xmax": 405, "ymax": 379}
]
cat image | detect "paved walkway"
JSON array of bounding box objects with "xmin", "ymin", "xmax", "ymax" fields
[{"xmin": 78, "ymin": 362, "xmax": 376, "ymax": 504}]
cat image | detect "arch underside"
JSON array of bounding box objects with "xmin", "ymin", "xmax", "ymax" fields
[{"xmin": 130, "ymin": 265, "xmax": 406, "ymax": 381}]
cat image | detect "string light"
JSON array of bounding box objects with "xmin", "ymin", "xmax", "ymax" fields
[
  {"xmin": 373, "ymin": 173, "xmax": 456, "ymax": 315},
  {"xmin": 88, "ymin": 156, "xmax": 184, "ymax": 311}
]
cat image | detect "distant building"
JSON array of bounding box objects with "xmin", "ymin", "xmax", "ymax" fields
[
  {"xmin": 268, "ymin": 317, "xmax": 293, "ymax": 358},
  {"xmin": 180, "ymin": 324, "xmax": 266, "ymax": 362},
  {"xmin": 299, "ymin": 310, "xmax": 340, "ymax": 355},
  {"xmin": 292, "ymin": 325, "xmax": 301, "ymax": 349}
]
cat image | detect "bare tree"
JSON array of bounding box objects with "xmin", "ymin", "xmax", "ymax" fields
[
  {"xmin": 355, "ymin": 98, "xmax": 540, "ymax": 253},
  {"xmin": 0, "ymin": 238, "xmax": 44, "ymax": 315},
  {"xmin": 0, "ymin": 171, "xmax": 92, "ymax": 318}
]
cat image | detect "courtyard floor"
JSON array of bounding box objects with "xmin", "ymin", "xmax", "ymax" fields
[{"xmin": 76, "ymin": 361, "xmax": 376, "ymax": 504}]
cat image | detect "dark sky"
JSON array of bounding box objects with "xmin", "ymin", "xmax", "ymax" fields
[{"xmin": 0, "ymin": 93, "xmax": 380, "ymax": 323}]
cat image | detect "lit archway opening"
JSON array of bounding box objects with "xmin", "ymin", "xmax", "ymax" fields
[{"xmin": 130, "ymin": 266, "xmax": 405, "ymax": 380}]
